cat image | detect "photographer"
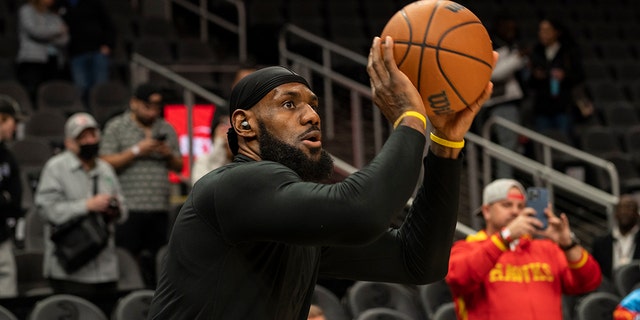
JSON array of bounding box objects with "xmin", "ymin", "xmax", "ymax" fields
[
  {"xmin": 445, "ymin": 179, "xmax": 601, "ymax": 320},
  {"xmin": 35, "ymin": 112, "xmax": 127, "ymax": 294}
]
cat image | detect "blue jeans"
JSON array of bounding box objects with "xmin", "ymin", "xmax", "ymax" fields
[
  {"xmin": 535, "ymin": 113, "xmax": 572, "ymax": 138},
  {"xmin": 70, "ymin": 51, "xmax": 110, "ymax": 106}
]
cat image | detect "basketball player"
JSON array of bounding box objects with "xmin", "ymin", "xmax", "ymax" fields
[{"xmin": 149, "ymin": 36, "xmax": 496, "ymax": 319}]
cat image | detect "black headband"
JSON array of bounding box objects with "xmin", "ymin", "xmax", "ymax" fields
[{"xmin": 227, "ymin": 66, "xmax": 310, "ymax": 154}]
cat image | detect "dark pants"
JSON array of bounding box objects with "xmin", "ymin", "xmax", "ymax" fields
[
  {"xmin": 115, "ymin": 211, "xmax": 168, "ymax": 289},
  {"xmin": 16, "ymin": 56, "xmax": 65, "ymax": 105}
]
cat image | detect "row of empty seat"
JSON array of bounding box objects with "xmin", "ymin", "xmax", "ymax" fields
[{"xmin": 0, "ymin": 289, "xmax": 154, "ymax": 320}]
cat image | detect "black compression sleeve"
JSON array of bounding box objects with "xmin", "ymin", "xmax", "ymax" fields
[
  {"xmin": 195, "ymin": 126, "xmax": 426, "ymax": 246},
  {"xmin": 318, "ymin": 150, "xmax": 462, "ymax": 284}
]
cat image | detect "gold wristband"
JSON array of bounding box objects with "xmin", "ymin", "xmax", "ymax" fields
[
  {"xmin": 393, "ymin": 111, "xmax": 427, "ymax": 130},
  {"xmin": 430, "ymin": 132, "xmax": 465, "ymax": 149}
]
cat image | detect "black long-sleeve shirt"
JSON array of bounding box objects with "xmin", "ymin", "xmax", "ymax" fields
[
  {"xmin": 149, "ymin": 126, "xmax": 461, "ymax": 319},
  {"xmin": 58, "ymin": 0, "xmax": 116, "ymax": 56}
]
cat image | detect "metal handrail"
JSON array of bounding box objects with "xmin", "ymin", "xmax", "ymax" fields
[
  {"xmin": 278, "ymin": 25, "xmax": 619, "ymax": 237},
  {"xmin": 165, "ymin": 0, "xmax": 247, "ymax": 62},
  {"xmin": 465, "ymin": 130, "xmax": 619, "ymax": 230},
  {"xmin": 481, "ymin": 116, "xmax": 620, "ymax": 197}
]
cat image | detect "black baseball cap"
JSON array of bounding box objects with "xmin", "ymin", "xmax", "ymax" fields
[
  {"xmin": 0, "ymin": 94, "xmax": 27, "ymax": 121},
  {"xmin": 134, "ymin": 83, "xmax": 163, "ymax": 103}
]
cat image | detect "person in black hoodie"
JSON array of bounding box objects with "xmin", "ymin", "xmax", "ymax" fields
[
  {"xmin": 58, "ymin": 0, "xmax": 116, "ymax": 109},
  {"xmin": 0, "ymin": 95, "xmax": 25, "ymax": 298}
]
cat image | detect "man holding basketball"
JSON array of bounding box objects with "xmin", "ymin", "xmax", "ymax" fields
[{"xmin": 148, "ymin": 36, "xmax": 495, "ymax": 319}]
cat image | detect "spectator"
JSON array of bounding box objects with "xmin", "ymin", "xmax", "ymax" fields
[
  {"xmin": 34, "ymin": 112, "xmax": 127, "ymax": 294},
  {"xmin": 57, "ymin": 0, "xmax": 116, "ymax": 109},
  {"xmin": 16, "ymin": 0, "xmax": 69, "ymax": 104},
  {"xmin": 190, "ymin": 108, "xmax": 232, "ymax": 185},
  {"xmin": 592, "ymin": 194, "xmax": 640, "ymax": 281},
  {"xmin": 528, "ymin": 18, "xmax": 584, "ymax": 139},
  {"xmin": 308, "ymin": 304, "xmax": 327, "ymax": 320},
  {"xmin": 0, "ymin": 95, "xmax": 26, "ymax": 298},
  {"xmin": 446, "ymin": 178, "xmax": 602, "ymax": 320},
  {"xmin": 476, "ymin": 11, "xmax": 528, "ymax": 179},
  {"xmin": 99, "ymin": 83, "xmax": 183, "ymax": 288}
]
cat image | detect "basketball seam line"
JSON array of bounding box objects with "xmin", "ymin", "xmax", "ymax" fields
[{"xmin": 437, "ymin": 20, "xmax": 492, "ymax": 106}]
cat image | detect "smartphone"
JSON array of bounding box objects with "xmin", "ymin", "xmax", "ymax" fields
[
  {"xmin": 153, "ymin": 133, "xmax": 167, "ymax": 141},
  {"xmin": 526, "ymin": 187, "xmax": 549, "ymax": 229}
]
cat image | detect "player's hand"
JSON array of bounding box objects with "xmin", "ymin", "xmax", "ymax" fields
[
  {"xmin": 428, "ymin": 51, "xmax": 498, "ymax": 142},
  {"xmin": 367, "ymin": 36, "xmax": 426, "ymax": 130}
]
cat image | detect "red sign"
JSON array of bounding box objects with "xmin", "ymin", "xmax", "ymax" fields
[{"xmin": 164, "ymin": 104, "xmax": 216, "ymax": 183}]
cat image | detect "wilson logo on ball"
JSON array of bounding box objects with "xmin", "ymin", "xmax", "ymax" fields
[{"xmin": 380, "ymin": 0, "xmax": 494, "ymax": 117}]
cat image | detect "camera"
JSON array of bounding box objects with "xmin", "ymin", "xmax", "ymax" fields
[
  {"xmin": 108, "ymin": 197, "xmax": 119, "ymax": 209},
  {"xmin": 153, "ymin": 133, "xmax": 167, "ymax": 141}
]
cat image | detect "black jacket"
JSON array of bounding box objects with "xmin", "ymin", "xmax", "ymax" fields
[
  {"xmin": 0, "ymin": 142, "xmax": 23, "ymax": 242},
  {"xmin": 58, "ymin": 0, "xmax": 116, "ymax": 56},
  {"xmin": 592, "ymin": 231, "xmax": 640, "ymax": 280}
]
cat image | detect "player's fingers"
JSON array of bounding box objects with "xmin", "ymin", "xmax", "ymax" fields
[
  {"xmin": 477, "ymin": 82, "xmax": 494, "ymax": 105},
  {"xmin": 492, "ymin": 50, "xmax": 499, "ymax": 67},
  {"xmin": 467, "ymin": 82, "xmax": 493, "ymax": 114},
  {"xmin": 371, "ymin": 37, "xmax": 391, "ymax": 82},
  {"xmin": 367, "ymin": 37, "xmax": 384, "ymax": 86},
  {"xmin": 382, "ymin": 36, "xmax": 399, "ymax": 75}
]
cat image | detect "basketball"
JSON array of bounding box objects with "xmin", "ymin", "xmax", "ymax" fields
[{"xmin": 381, "ymin": 0, "xmax": 494, "ymax": 116}]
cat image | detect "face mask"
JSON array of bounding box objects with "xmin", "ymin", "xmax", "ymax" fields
[{"xmin": 78, "ymin": 143, "xmax": 99, "ymax": 160}]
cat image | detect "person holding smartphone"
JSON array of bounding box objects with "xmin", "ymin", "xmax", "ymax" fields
[
  {"xmin": 99, "ymin": 83, "xmax": 183, "ymax": 289},
  {"xmin": 446, "ymin": 179, "xmax": 601, "ymax": 320}
]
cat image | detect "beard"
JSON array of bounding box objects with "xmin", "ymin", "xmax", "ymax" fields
[{"xmin": 258, "ymin": 121, "xmax": 334, "ymax": 183}]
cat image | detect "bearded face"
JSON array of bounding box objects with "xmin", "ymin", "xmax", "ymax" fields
[{"xmin": 257, "ymin": 121, "xmax": 333, "ymax": 183}]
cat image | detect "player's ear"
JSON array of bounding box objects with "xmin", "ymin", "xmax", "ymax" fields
[{"xmin": 232, "ymin": 110, "xmax": 256, "ymax": 138}]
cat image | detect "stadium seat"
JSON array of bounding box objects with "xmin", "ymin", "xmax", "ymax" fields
[
  {"xmin": 354, "ymin": 307, "xmax": 413, "ymax": 320},
  {"xmin": 88, "ymin": 81, "xmax": 129, "ymax": 127},
  {"xmin": 0, "ymin": 80, "xmax": 33, "ymax": 116},
  {"xmin": 418, "ymin": 279, "xmax": 452, "ymax": 320},
  {"xmin": 36, "ymin": 80, "xmax": 85, "ymax": 115},
  {"xmin": 614, "ymin": 260, "xmax": 640, "ymax": 297},
  {"xmin": 574, "ymin": 292, "xmax": 620, "ymax": 320},
  {"xmin": 311, "ymin": 285, "xmax": 350, "ymax": 320},
  {"xmin": 345, "ymin": 281, "xmax": 423, "ymax": 320},
  {"xmin": 111, "ymin": 289, "xmax": 155, "ymax": 320},
  {"xmin": 27, "ymin": 294, "xmax": 107, "ymax": 320},
  {"xmin": 0, "ymin": 305, "xmax": 18, "ymax": 320},
  {"xmin": 116, "ymin": 247, "xmax": 145, "ymax": 291},
  {"xmin": 432, "ymin": 302, "xmax": 456, "ymax": 320},
  {"xmin": 15, "ymin": 251, "xmax": 52, "ymax": 296},
  {"xmin": 578, "ymin": 126, "xmax": 622, "ymax": 157}
]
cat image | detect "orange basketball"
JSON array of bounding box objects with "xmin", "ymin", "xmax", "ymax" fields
[{"xmin": 381, "ymin": 0, "xmax": 494, "ymax": 117}]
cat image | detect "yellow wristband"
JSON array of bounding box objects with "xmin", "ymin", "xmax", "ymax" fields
[
  {"xmin": 430, "ymin": 132, "xmax": 465, "ymax": 148},
  {"xmin": 393, "ymin": 111, "xmax": 427, "ymax": 130}
]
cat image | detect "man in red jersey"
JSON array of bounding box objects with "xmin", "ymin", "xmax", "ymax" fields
[{"xmin": 446, "ymin": 179, "xmax": 601, "ymax": 320}]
